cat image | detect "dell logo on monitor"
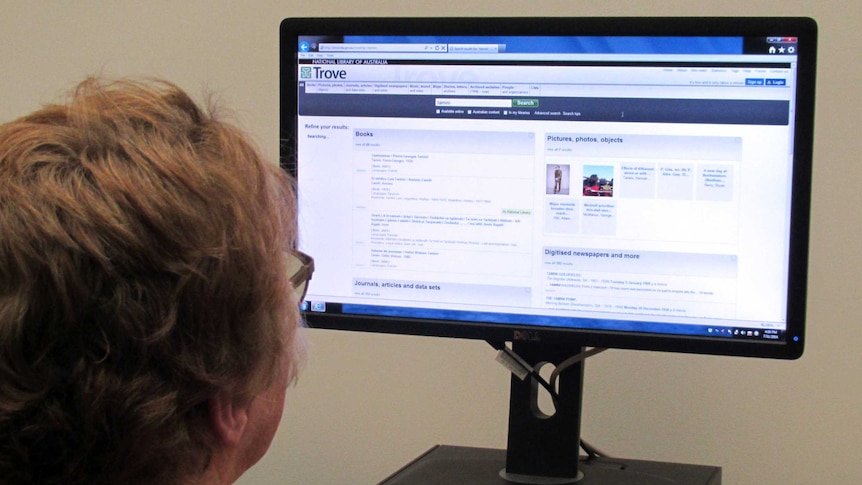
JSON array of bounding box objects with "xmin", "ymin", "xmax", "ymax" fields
[{"xmin": 514, "ymin": 330, "xmax": 541, "ymax": 342}]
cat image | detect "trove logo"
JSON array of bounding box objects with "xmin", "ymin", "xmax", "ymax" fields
[{"xmin": 300, "ymin": 67, "xmax": 312, "ymax": 79}]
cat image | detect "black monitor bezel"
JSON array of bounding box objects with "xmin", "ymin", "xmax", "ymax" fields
[{"xmin": 280, "ymin": 16, "xmax": 817, "ymax": 360}]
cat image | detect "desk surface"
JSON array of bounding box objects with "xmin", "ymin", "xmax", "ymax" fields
[{"xmin": 379, "ymin": 445, "xmax": 721, "ymax": 485}]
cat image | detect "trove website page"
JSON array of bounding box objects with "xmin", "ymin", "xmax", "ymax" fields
[{"xmin": 294, "ymin": 35, "xmax": 800, "ymax": 340}]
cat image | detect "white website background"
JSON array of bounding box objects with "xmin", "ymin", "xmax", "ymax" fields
[{"xmin": 297, "ymin": 65, "xmax": 794, "ymax": 329}]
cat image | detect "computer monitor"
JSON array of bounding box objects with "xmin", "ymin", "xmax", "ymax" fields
[{"xmin": 280, "ymin": 17, "xmax": 817, "ymax": 483}]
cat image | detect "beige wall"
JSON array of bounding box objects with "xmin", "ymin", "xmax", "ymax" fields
[{"xmin": 2, "ymin": 1, "xmax": 860, "ymax": 483}]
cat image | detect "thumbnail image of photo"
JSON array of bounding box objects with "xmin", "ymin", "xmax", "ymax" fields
[
  {"xmin": 546, "ymin": 164, "xmax": 570, "ymax": 195},
  {"xmin": 583, "ymin": 165, "xmax": 614, "ymax": 197}
]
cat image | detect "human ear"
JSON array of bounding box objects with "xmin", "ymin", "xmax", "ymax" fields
[{"xmin": 208, "ymin": 392, "xmax": 250, "ymax": 446}]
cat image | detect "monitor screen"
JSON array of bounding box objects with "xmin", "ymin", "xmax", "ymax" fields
[{"xmin": 280, "ymin": 17, "xmax": 817, "ymax": 360}]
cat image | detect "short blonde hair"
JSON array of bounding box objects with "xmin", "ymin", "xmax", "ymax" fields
[{"xmin": 0, "ymin": 78, "xmax": 301, "ymax": 485}]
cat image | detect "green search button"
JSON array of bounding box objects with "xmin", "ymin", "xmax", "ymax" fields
[{"xmin": 512, "ymin": 99, "xmax": 539, "ymax": 108}]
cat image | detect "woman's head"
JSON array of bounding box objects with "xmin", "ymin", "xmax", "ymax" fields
[{"xmin": 0, "ymin": 78, "xmax": 304, "ymax": 485}]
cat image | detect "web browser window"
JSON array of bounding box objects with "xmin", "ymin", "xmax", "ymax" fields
[{"xmin": 294, "ymin": 35, "xmax": 801, "ymax": 340}]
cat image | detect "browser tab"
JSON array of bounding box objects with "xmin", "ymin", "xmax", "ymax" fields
[{"xmin": 448, "ymin": 44, "xmax": 503, "ymax": 54}]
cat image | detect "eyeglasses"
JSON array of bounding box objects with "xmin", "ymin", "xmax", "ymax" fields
[{"xmin": 285, "ymin": 250, "xmax": 314, "ymax": 304}]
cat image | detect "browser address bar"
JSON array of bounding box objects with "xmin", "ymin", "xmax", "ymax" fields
[
  {"xmin": 435, "ymin": 98, "xmax": 512, "ymax": 108},
  {"xmin": 318, "ymin": 43, "xmax": 447, "ymax": 53}
]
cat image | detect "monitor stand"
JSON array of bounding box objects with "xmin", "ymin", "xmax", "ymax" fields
[{"xmin": 379, "ymin": 341, "xmax": 721, "ymax": 485}]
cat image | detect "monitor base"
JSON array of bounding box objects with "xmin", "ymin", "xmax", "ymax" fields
[{"xmin": 379, "ymin": 445, "xmax": 721, "ymax": 485}]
